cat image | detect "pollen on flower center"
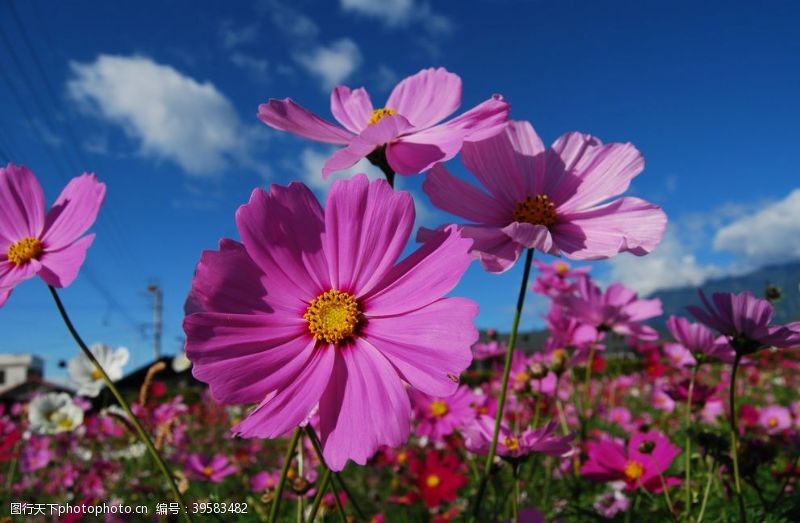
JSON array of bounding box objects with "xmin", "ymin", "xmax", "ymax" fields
[
  {"xmin": 624, "ymin": 460, "xmax": 645, "ymax": 481},
  {"xmin": 425, "ymin": 474, "xmax": 441, "ymax": 488},
  {"xmin": 368, "ymin": 107, "xmax": 397, "ymax": 126},
  {"xmin": 304, "ymin": 290, "xmax": 361, "ymax": 344},
  {"xmin": 202, "ymin": 466, "xmax": 214, "ymax": 477},
  {"xmin": 7, "ymin": 236, "xmax": 43, "ymax": 265},
  {"xmin": 429, "ymin": 400, "xmax": 449, "ymax": 417},
  {"xmin": 91, "ymin": 366, "xmax": 103, "ymax": 381},
  {"xmin": 503, "ymin": 436, "xmax": 520, "ymax": 451},
  {"xmin": 513, "ymin": 195, "xmax": 557, "ymax": 227},
  {"xmin": 768, "ymin": 417, "xmax": 778, "ymax": 428}
]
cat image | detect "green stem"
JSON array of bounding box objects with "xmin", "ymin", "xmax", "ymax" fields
[
  {"xmin": 473, "ymin": 248, "xmax": 534, "ymax": 518},
  {"xmin": 684, "ymin": 365, "xmax": 697, "ymax": 516},
  {"xmin": 49, "ymin": 286, "xmax": 192, "ymax": 523},
  {"xmin": 305, "ymin": 426, "xmax": 350, "ymax": 521},
  {"xmin": 696, "ymin": 460, "xmax": 717, "ymax": 523},
  {"xmin": 512, "ymin": 465, "xmax": 520, "ymax": 523},
  {"xmin": 268, "ymin": 428, "xmax": 302, "ymax": 523},
  {"xmin": 728, "ymin": 353, "xmax": 747, "ymax": 522},
  {"xmin": 297, "ymin": 441, "xmax": 305, "ymax": 523},
  {"xmin": 306, "ymin": 467, "xmax": 332, "ymax": 522}
]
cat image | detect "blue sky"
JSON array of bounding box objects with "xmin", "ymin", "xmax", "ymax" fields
[{"xmin": 1, "ymin": 0, "xmax": 799, "ymax": 381}]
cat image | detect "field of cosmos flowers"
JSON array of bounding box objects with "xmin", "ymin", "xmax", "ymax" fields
[{"xmin": 1, "ymin": 67, "xmax": 799, "ymax": 522}]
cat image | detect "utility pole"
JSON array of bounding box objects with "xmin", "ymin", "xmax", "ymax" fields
[{"xmin": 147, "ymin": 283, "xmax": 162, "ymax": 360}]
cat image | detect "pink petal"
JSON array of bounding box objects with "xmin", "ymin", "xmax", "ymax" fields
[
  {"xmin": 257, "ymin": 98, "xmax": 354, "ymax": 145},
  {"xmin": 363, "ymin": 297, "xmax": 476, "ymax": 396},
  {"xmin": 459, "ymin": 225, "xmax": 524, "ymax": 273},
  {"xmin": 236, "ymin": 183, "xmax": 330, "ymax": 304},
  {"xmin": 233, "ymin": 344, "xmax": 334, "ymax": 439},
  {"xmin": 422, "ymin": 164, "xmax": 511, "ymax": 225},
  {"xmin": 37, "ymin": 234, "xmax": 94, "ymax": 288},
  {"xmin": 40, "ymin": 174, "xmax": 105, "ymax": 249},
  {"xmin": 0, "ymin": 287, "xmax": 9, "ymax": 307},
  {"xmin": 547, "ymin": 132, "xmax": 644, "ymax": 211},
  {"xmin": 319, "ymin": 341, "xmax": 411, "ymax": 471},
  {"xmin": 552, "ymin": 197, "xmax": 667, "ymax": 260},
  {"xmin": 0, "ymin": 163, "xmax": 45, "ymax": 244},
  {"xmin": 324, "ymin": 175, "xmax": 414, "ymax": 295},
  {"xmin": 330, "ymin": 86, "xmax": 374, "ymax": 134},
  {"xmin": 364, "ymin": 226, "xmax": 473, "ymax": 316},
  {"xmin": 185, "ymin": 311, "xmax": 310, "ymax": 404},
  {"xmin": 385, "ymin": 67, "xmax": 461, "ymax": 129},
  {"xmin": 190, "ymin": 239, "xmax": 272, "ymax": 315},
  {"xmin": 322, "ymin": 114, "xmax": 414, "ymax": 178},
  {"xmin": 388, "ymin": 95, "xmax": 509, "ymax": 175},
  {"xmin": 501, "ymin": 222, "xmax": 554, "ymax": 253},
  {"xmin": 461, "ymin": 120, "xmax": 543, "ymax": 205},
  {"xmin": 0, "ymin": 259, "xmax": 41, "ymax": 297}
]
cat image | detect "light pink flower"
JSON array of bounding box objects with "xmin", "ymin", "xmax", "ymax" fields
[
  {"xmin": 422, "ymin": 120, "xmax": 666, "ymax": 272},
  {"xmin": 662, "ymin": 342, "xmax": 696, "ymax": 369},
  {"xmin": 666, "ymin": 315, "xmax": 735, "ymax": 363},
  {"xmin": 411, "ymin": 386, "xmax": 477, "ymax": 442},
  {"xmin": 186, "ymin": 453, "xmax": 237, "ymax": 483},
  {"xmin": 758, "ymin": 405, "xmax": 792, "ymax": 435},
  {"xmin": 0, "ymin": 163, "xmax": 105, "ymax": 306},
  {"xmin": 184, "ymin": 175, "xmax": 477, "ymax": 471},
  {"xmin": 464, "ymin": 415, "xmax": 573, "ymax": 459},
  {"xmin": 258, "ymin": 67, "xmax": 509, "ymax": 177}
]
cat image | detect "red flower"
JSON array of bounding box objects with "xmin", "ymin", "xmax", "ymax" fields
[{"xmin": 410, "ymin": 450, "xmax": 467, "ymax": 508}]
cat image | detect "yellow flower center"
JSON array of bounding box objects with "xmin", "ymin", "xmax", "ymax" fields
[
  {"xmin": 368, "ymin": 107, "xmax": 397, "ymax": 126},
  {"xmin": 203, "ymin": 466, "xmax": 214, "ymax": 477},
  {"xmin": 503, "ymin": 436, "xmax": 520, "ymax": 451},
  {"xmin": 304, "ymin": 290, "xmax": 361, "ymax": 344},
  {"xmin": 768, "ymin": 417, "xmax": 778, "ymax": 428},
  {"xmin": 6, "ymin": 236, "xmax": 43, "ymax": 265},
  {"xmin": 91, "ymin": 366, "xmax": 103, "ymax": 381},
  {"xmin": 57, "ymin": 417, "xmax": 75, "ymax": 430},
  {"xmin": 555, "ymin": 262, "xmax": 569, "ymax": 275},
  {"xmin": 624, "ymin": 460, "xmax": 645, "ymax": 481},
  {"xmin": 429, "ymin": 400, "xmax": 449, "ymax": 418},
  {"xmin": 512, "ymin": 195, "xmax": 557, "ymax": 227},
  {"xmin": 514, "ymin": 371, "xmax": 530, "ymax": 383},
  {"xmin": 425, "ymin": 474, "xmax": 441, "ymax": 488}
]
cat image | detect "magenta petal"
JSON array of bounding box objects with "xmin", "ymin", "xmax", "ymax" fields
[
  {"xmin": 233, "ymin": 345, "xmax": 334, "ymax": 439},
  {"xmin": 0, "ymin": 287, "xmax": 9, "ymax": 307},
  {"xmin": 191, "ymin": 239, "xmax": 272, "ymax": 315},
  {"xmin": 460, "ymin": 225, "xmax": 524, "ymax": 273},
  {"xmin": 330, "ymin": 86, "xmax": 374, "ymax": 134},
  {"xmin": 552, "ymin": 197, "xmax": 667, "ymax": 260},
  {"xmin": 236, "ymin": 183, "xmax": 330, "ymax": 303},
  {"xmin": 385, "ymin": 141, "xmax": 447, "ymax": 176},
  {"xmin": 40, "ymin": 174, "xmax": 106, "ymax": 249},
  {"xmin": 322, "ymin": 141, "xmax": 376, "ymax": 178},
  {"xmin": 422, "ymin": 164, "xmax": 510, "ymax": 225},
  {"xmin": 501, "ymin": 222, "xmax": 554, "ymax": 253},
  {"xmin": 0, "ymin": 259, "xmax": 41, "ymax": 295},
  {"xmin": 322, "ymin": 114, "xmax": 414, "ymax": 177},
  {"xmin": 324, "ymin": 175, "xmax": 414, "ymax": 294},
  {"xmin": 363, "ymin": 297, "xmax": 476, "ymax": 396},
  {"xmin": 0, "ymin": 163, "xmax": 45, "ymax": 243},
  {"xmin": 37, "ymin": 234, "xmax": 94, "ymax": 288},
  {"xmin": 257, "ymin": 98, "xmax": 354, "ymax": 145},
  {"xmin": 461, "ymin": 121, "xmax": 542, "ymax": 205},
  {"xmin": 385, "ymin": 67, "xmax": 461, "ymax": 129},
  {"xmin": 364, "ymin": 226, "xmax": 473, "ymax": 316},
  {"xmin": 319, "ymin": 341, "xmax": 410, "ymax": 471}
]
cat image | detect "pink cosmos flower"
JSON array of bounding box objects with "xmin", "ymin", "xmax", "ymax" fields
[
  {"xmin": 411, "ymin": 386, "xmax": 477, "ymax": 442},
  {"xmin": 687, "ymin": 291, "xmax": 800, "ymax": 355},
  {"xmin": 422, "ymin": 120, "xmax": 666, "ymax": 272},
  {"xmin": 464, "ymin": 415, "xmax": 573, "ymax": 459},
  {"xmin": 662, "ymin": 342, "xmax": 696, "ymax": 369},
  {"xmin": 652, "ymin": 385, "xmax": 676, "ymax": 413},
  {"xmin": 594, "ymin": 488, "xmax": 630, "ymax": 519},
  {"xmin": 581, "ymin": 431, "xmax": 681, "ymax": 492},
  {"xmin": 258, "ymin": 67, "xmax": 509, "ymax": 177},
  {"xmin": 758, "ymin": 405, "xmax": 792, "ymax": 435},
  {"xmin": 666, "ymin": 315, "xmax": 735, "ymax": 363},
  {"xmin": 555, "ymin": 277, "xmax": 661, "ymax": 341},
  {"xmin": 0, "ymin": 163, "xmax": 105, "ymax": 306},
  {"xmin": 531, "ymin": 259, "xmax": 589, "ymax": 297},
  {"xmin": 186, "ymin": 453, "xmax": 237, "ymax": 483},
  {"xmin": 472, "ymin": 340, "xmax": 506, "ymax": 361},
  {"xmin": 184, "ymin": 174, "xmax": 477, "ymax": 471}
]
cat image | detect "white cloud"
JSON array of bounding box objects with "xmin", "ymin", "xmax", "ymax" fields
[
  {"xmin": 713, "ymin": 188, "xmax": 800, "ymax": 266},
  {"xmin": 67, "ymin": 54, "xmax": 250, "ymax": 177},
  {"xmin": 340, "ymin": 0, "xmax": 453, "ymax": 35},
  {"xmin": 294, "ymin": 39, "xmax": 362, "ymax": 91},
  {"xmin": 230, "ymin": 52, "xmax": 270, "ymax": 82},
  {"xmin": 267, "ymin": 2, "xmax": 320, "ymax": 39},
  {"xmin": 219, "ymin": 19, "xmax": 259, "ymax": 49},
  {"xmin": 606, "ymin": 225, "xmax": 723, "ymax": 296}
]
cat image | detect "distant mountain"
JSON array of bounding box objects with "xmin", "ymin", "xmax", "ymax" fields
[{"xmin": 651, "ymin": 261, "xmax": 800, "ymax": 324}]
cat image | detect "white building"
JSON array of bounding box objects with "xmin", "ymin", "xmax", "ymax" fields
[{"xmin": 0, "ymin": 353, "xmax": 44, "ymax": 393}]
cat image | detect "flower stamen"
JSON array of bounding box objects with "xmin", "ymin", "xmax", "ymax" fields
[
  {"xmin": 7, "ymin": 236, "xmax": 43, "ymax": 265},
  {"xmin": 513, "ymin": 195, "xmax": 557, "ymax": 227},
  {"xmin": 368, "ymin": 107, "xmax": 397, "ymax": 126},
  {"xmin": 304, "ymin": 290, "xmax": 361, "ymax": 344},
  {"xmin": 429, "ymin": 400, "xmax": 449, "ymax": 418},
  {"xmin": 624, "ymin": 460, "xmax": 645, "ymax": 481}
]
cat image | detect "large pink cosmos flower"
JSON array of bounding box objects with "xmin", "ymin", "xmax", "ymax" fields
[
  {"xmin": 687, "ymin": 291, "xmax": 800, "ymax": 355},
  {"xmin": 0, "ymin": 163, "xmax": 105, "ymax": 307},
  {"xmin": 422, "ymin": 120, "xmax": 667, "ymax": 272},
  {"xmin": 258, "ymin": 67, "xmax": 509, "ymax": 177},
  {"xmin": 184, "ymin": 174, "xmax": 477, "ymax": 471},
  {"xmin": 581, "ymin": 431, "xmax": 680, "ymax": 492}
]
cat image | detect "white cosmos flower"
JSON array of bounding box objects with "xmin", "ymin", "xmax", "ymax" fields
[
  {"xmin": 171, "ymin": 351, "xmax": 191, "ymax": 373},
  {"xmin": 28, "ymin": 393, "xmax": 84, "ymax": 434},
  {"xmin": 68, "ymin": 343, "xmax": 130, "ymax": 397}
]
